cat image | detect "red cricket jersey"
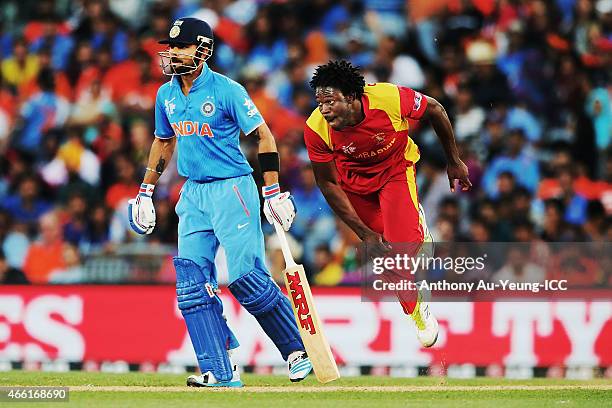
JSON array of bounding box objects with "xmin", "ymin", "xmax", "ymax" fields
[{"xmin": 304, "ymin": 83, "xmax": 427, "ymax": 194}]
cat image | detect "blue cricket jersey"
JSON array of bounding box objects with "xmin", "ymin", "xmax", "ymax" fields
[{"xmin": 154, "ymin": 64, "xmax": 265, "ymax": 182}]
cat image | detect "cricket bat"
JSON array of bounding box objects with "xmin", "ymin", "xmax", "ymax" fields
[{"xmin": 273, "ymin": 222, "xmax": 340, "ymax": 383}]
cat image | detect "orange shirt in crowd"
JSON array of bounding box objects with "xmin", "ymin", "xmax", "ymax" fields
[
  {"xmin": 106, "ymin": 183, "xmax": 134, "ymax": 209},
  {"xmin": 103, "ymin": 61, "xmax": 140, "ymax": 101},
  {"xmin": 538, "ymin": 176, "xmax": 612, "ymax": 204},
  {"xmin": 19, "ymin": 72, "xmax": 73, "ymax": 101},
  {"xmin": 22, "ymin": 241, "xmax": 66, "ymax": 284}
]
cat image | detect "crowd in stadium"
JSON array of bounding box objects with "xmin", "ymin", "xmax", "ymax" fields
[{"xmin": 0, "ymin": 0, "xmax": 610, "ymax": 287}]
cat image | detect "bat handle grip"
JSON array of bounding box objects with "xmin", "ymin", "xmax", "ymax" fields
[{"xmin": 273, "ymin": 222, "xmax": 298, "ymax": 268}]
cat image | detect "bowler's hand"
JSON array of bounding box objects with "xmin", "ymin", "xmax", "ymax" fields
[
  {"xmin": 447, "ymin": 160, "xmax": 472, "ymax": 192},
  {"xmin": 363, "ymin": 230, "xmax": 391, "ymax": 259}
]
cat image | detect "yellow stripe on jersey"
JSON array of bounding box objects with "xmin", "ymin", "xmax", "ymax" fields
[
  {"xmin": 306, "ymin": 109, "xmax": 332, "ymax": 150},
  {"xmin": 365, "ymin": 83, "xmax": 420, "ymax": 164},
  {"xmin": 405, "ymin": 165, "xmax": 420, "ymax": 212},
  {"xmin": 364, "ymin": 83, "xmax": 408, "ymax": 132}
]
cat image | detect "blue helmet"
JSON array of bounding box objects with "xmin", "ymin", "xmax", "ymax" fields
[{"xmin": 158, "ymin": 18, "xmax": 214, "ymax": 75}]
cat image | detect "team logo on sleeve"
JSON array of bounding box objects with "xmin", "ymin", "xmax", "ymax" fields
[
  {"xmin": 413, "ymin": 92, "xmax": 423, "ymax": 111},
  {"xmin": 201, "ymin": 101, "xmax": 216, "ymax": 117},
  {"xmin": 243, "ymin": 98, "xmax": 259, "ymax": 118}
]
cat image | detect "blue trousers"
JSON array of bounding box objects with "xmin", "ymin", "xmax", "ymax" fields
[{"xmin": 176, "ymin": 174, "xmax": 268, "ymax": 286}]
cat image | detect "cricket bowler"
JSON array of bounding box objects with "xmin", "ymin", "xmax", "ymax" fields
[
  {"xmin": 128, "ymin": 17, "xmax": 312, "ymax": 387},
  {"xmin": 304, "ymin": 60, "xmax": 472, "ymax": 348}
]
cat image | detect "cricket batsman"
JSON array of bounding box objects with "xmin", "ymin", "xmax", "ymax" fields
[
  {"xmin": 304, "ymin": 60, "xmax": 472, "ymax": 348},
  {"xmin": 128, "ymin": 17, "xmax": 312, "ymax": 387}
]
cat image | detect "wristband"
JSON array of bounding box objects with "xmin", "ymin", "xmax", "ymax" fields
[
  {"xmin": 139, "ymin": 183, "xmax": 155, "ymax": 197},
  {"xmin": 258, "ymin": 152, "xmax": 280, "ymax": 173},
  {"xmin": 262, "ymin": 183, "xmax": 280, "ymax": 199}
]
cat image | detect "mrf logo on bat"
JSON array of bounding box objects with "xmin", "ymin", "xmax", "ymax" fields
[{"xmin": 286, "ymin": 271, "xmax": 317, "ymax": 335}]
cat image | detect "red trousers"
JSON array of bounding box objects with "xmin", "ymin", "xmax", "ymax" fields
[{"xmin": 345, "ymin": 166, "xmax": 424, "ymax": 314}]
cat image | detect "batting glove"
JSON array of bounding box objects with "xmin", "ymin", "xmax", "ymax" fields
[
  {"xmin": 262, "ymin": 183, "xmax": 297, "ymax": 232},
  {"xmin": 128, "ymin": 183, "xmax": 156, "ymax": 235}
]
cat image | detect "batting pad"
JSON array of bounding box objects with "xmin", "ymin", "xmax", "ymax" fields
[
  {"xmin": 229, "ymin": 271, "xmax": 303, "ymax": 360},
  {"xmin": 174, "ymin": 257, "xmax": 233, "ymax": 381}
]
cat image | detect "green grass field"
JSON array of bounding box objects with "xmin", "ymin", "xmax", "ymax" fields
[{"xmin": 1, "ymin": 371, "xmax": 610, "ymax": 408}]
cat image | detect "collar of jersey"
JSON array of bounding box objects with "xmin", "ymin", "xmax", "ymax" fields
[{"xmin": 171, "ymin": 63, "xmax": 211, "ymax": 92}]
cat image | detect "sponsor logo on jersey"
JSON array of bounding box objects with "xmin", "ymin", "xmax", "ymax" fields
[
  {"xmin": 201, "ymin": 101, "xmax": 215, "ymax": 117},
  {"xmin": 164, "ymin": 98, "xmax": 176, "ymax": 116},
  {"xmin": 171, "ymin": 121, "xmax": 215, "ymax": 137},
  {"xmin": 354, "ymin": 137, "xmax": 396, "ymax": 159}
]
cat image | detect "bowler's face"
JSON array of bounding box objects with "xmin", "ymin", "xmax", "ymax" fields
[{"xmin": 315, "ymin": 87, "xmax": 353, "ymax": 130}]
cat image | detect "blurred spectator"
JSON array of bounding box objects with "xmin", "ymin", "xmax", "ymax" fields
[
  {"xmin": 419, "ymin": 156, "xmax": 453, "ymax": 226},
  {"xmin": 41, "ymin": 128, "xmax": 101, "ymax": 187},
  {"xmin": 583, "ymin": 200, "xmax": 607, "ymax": 241},
  {"xmin": 291, "ymin": 164, "xmax": 335, "ymax": 267},
  {"xmin": 312, "ymin": 244, "xmax": 343, "ymax": 286},
  {"xmin": 19, "ymin": 46, "xmax": 72, "ymax": 101},
  {"xmin": 82, "ymin": 204, "xmax": 111, "ymax": 252},
  {"xmin": 68, "ymin": 78, "xmax": 114, "ymax": 128},
  {"xmin": 0, "ymin": 209, "xmax": 30, "ymax": 270},
  {"xmin": 28, "ymin": 15, "xmax": 74, "ymax": 71},
  {"xmin": 469, "ymin": 218, "xmax": 492, "ymax": 242},
  {"xmin": 432, "ymin": 215, "xmax": 456, "ymax": 242},
  {"xmin": 48, "ymin": 243, "xmax": 84, "ymax": 283},
  {"xmin": 0, "ymin": 248, "xmax": 29, "ymax": 284},
  {"xmin": 105, "ymin": 154, "xmax": 138, "ymax": 210},
  {"xmin": 2, "ymin": 174, "xmax": 51, "ymax": 229},
  {"xmin": 482, "ymin": 129, "xmax": 539, "ymax": 197},
  {"xmin": 555, "ymin": 166, "xmax": 589, "ymax": 226},
  {"xmin": 13, "ymin": 68, "xmax": 70, "ymax": 154},
  {"xmin": 492, "ymin": 246, "xmax": 545, "ymax": 284},
  {"xmin": 541, "ymin": 199, "xmax": 572, "ymax": 241},
  {"xmin": 62, "ymin": 192, "xmax": 88, "ymax": 246},
  {"xmin": 584, "ymin": 81, "xmax": 611, "ymax": 152},
  {"xmin": 22, "ymin": 211, "xmax": 66, "ymax": 284},
  {"xmin": 246, "ymin": 8, "xmax": 287, "ymax": 75},
  {"xmin": 547, "ymin": 245, "xmax": 602, "ymax": 286},
  {"xmin": 465, "ymin": 40, "xmax": 511, "ymax": 108},
  {"xmin": 453, "ymin": 84, "xmax": 485, "ymax": 141},
  {"xmin": 1, "ymin": 37, "xmax": 38, "ymax": 88}
]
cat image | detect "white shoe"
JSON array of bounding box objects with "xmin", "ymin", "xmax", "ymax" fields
[
  {"xmin": 287, "ymin": 350, "xmax": 313, "ymax": 382},
  {"xmin": 187, "ymin": 354, "xmax": 243, "ymax": 387},
  {"xmin": 410, "ymin": 285, "xmax": 439, "ymax": 348}
]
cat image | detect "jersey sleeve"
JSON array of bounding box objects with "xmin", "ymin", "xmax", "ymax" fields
[
  {"xmin": 224, "ymin": 81, "xmax": 265, "ymax": 135},
  {"xmin": 399, "ymin": 86, "xmax": 428, "ymax": 120},
  {"xmin": 154, "ymin": 89, "xmax": 174, "ymax": 139},
  {"xmin": 304, "ymin": 124, "xmax": 334, "ymax": 162}
]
